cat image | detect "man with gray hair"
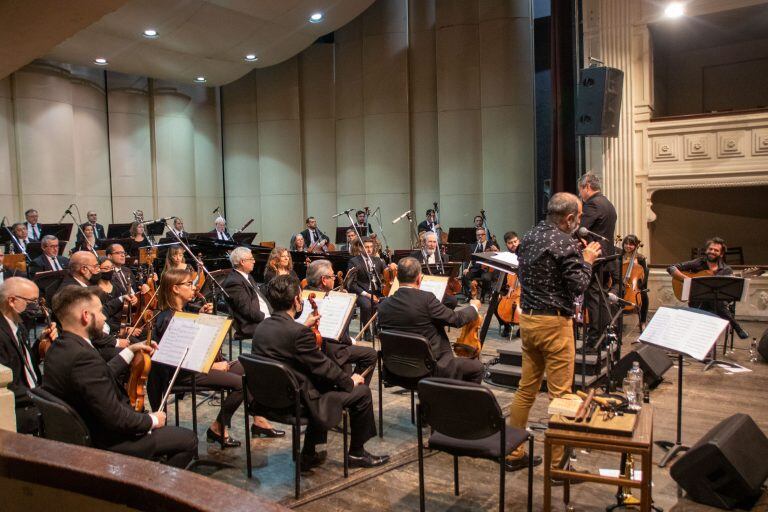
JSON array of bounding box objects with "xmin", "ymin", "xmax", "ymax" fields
[
  {"xmin": 504, "ymin": 192, "xmax": 601, "ymax": 473},
  {"xmin": 578, "ymin": 172, "xmax": 619, "ymax": 347},
  {"xmin": 210, "ymin": 216, "xmax": 231, "ymax": 241},
  {"xmin": 30, "ymin": 235, "xmax": 69, "ymax": 276}
]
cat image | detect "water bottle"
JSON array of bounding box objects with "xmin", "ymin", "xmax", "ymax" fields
[
  {"xmin": 627, "ymin": 362, "xmax": 643, "ymax": 411},
  {"xmin": 749, "ymin": 338, "xmax": 759, "ymax": 363}
]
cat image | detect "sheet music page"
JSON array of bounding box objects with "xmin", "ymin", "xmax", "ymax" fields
[
  {"xmin": 153, "ymin": 313, "xmax": 230, "ymax": 373},
  {"xmin": 680, "ymin": 312, "xmax": 729, "ymax": 360},
  {"xmin": 639, "ymin": 307, "xmax": 728, "ymax": 360},
  {"xmin": 295, "ymin": 298, "xmax": 314, "ymax": 325},
  {"xmin": 419, "ymin": 275, "xmax": 448, "ymax": 302},
  {"xmin": 153, "ymin": 316, "xmax": 199, "ymax": 368},
  {"xmin": 682, "ymin": 278, "xmax": 692, "ymax": 301},
  {"xmin": 492, "ymin": 251, "xmax": 519, "ymax": 266},
  {"xmin": 318, "ymin": 292, "xmax": 356, "ymax": 340}
]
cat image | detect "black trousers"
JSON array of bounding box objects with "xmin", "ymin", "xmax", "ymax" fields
[
  {"xmin": 692, "ymin": 300, "xmax": 743, "ymax": 332},
  {"xmin": 303, "ymin": 384, "xmax": 377, "ymax": 454},
  {"xmin": 356, "ymin": 293, "xmax": 381, "ymax": 330},
  {"xmin": 463, "ymin": 267, "xmax": 494, "ymax": 299},
  {"xmin": 325, "ymin": 343, "xmax": 378, "ymax": 386},
  {"xmin": 435, "ymin": 352, "xmax": 484, "ymax": 384},
  {"xmin": 107, "ymin": 426, "xmax": 198, "ymax": 469}
]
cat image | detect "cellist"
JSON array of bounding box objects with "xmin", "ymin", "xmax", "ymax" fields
[
  {"xmin": 495, "ymin": 231, "xmax": 520, "ymax": 338},
  {"xmin": 619, "ymin": 235, "xmax": 649, "ymax": 331}
]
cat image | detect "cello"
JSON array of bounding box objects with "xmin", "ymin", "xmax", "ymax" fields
[
  {"xmin": 453, "ymin": 281, "xmax": 482, "ymax": 359},
  {"xmin": 619, "ymin": 237, "xmax": 646, "ymax": 313},
  {"xmin": 496, "ymin": 272, "xmax": 521, "ymax": 326}
]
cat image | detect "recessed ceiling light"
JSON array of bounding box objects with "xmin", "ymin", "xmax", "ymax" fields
[
  {"xmin": 664, "ymin": 2, "xmax": 685, "ymax": 18},
  {"xmin": 143, "ymin": 28, "xmax": 159, "ymax": 38},
  {"xmin": 244, "ymin": 54, "xmax": 258, "ymax": 62},
  {"xmin": 309, "ymin": 12, "xmax": 324, "ymax": 23},
  {"xmin": 94, "ymin": 58, "xmax": 108, "ymax": 66},
  {"xmin": 194, "ymin": 76, "xmax": 207, "ymax": 83}
]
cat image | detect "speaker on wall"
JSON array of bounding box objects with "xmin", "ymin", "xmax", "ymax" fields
[
  {"xmin": 610, "ymin": 343, "xmax": 672, "ymax": 389},
  {"xmin": 575, "ymin": 66, "xmax": 624, "ymax": 137},
  {"xmin": 671, "ymin": 414, "xmax": 768, "ymax": 510}
]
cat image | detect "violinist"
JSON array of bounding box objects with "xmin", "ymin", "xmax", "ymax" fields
[
  {"xmin": 348, "ymin": 238, "xmax": 396, "ymax": 341},
  {"xmin": 72, "ymin": 224, "xmax": 99, "ymax": 253},
  {"xmin": 462, "ymin": 227, "xmax": 498, "ymax": 301},
  {"xmin": 0, "ymin": 277, "xmax": 57, "ymax": 434},
  {"xmin": 290, "ymin": 232, "xmax": 307, "ymax": 252},
  {"xmin": 94, "ymin": 257, "xmax": 136, "ymax": 340},
  {"xmin": 163, "ymin": 246, "xmax": 192, "ymax": 273},
  {"xmin": 149, "ymin": 269, "xmax": 267, "ymax": 448},
  {"xmin": 128, "ymin": 222, "xmax": 150, "ymax": 259},
  {"xmin": 304, "ymin": 259, "xmax": 377, "ymax": 384},
  {"xmin": 417, "ymin": 209, "xmax": 440, "ymax": 234},
  {"xmin": 352, "ymin": 210, "xmax": 372, "ymax": 236},
  {"xmin": 301, "ymin": 216, "xmax": 330, "ymax": 253},
  {"xmin": 43, "ymin": 285, "xmax": 198, "ymax": 468},
  {"xmin": 620, "ymin": 235, "xmax": 649, "ymax": 330},
  {"xmin": 57, "ymin": 251, "xmax": 98, "ymax": 290},
  {"xmin": 107, "ymin": 244, "xmax": 149, "ymax": 298},
  {"xmin": 263, "ymin": 246, "xmax": 298, "ymax": 284}
]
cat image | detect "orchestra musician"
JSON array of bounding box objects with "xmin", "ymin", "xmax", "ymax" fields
[
  {"xmin": 250, "ymin": 275, "xmax": 389, "ymax": 469},
  {"xmin": 43, "ymin": 285, "xmax": 198, "ymax": 468},
  {"xmin": 304, "ymin": 259, "xmax": 377, "ymax": 384},
  {"xmin": 0, "ymin": 277, "xmax": 57, "ymax": 434},
  {"xmin": 338, "ymin": 228, "xmax": 360, "ymax": 255},
  {"xmin": 5, "ymin": 223, "xmax": 30, "ymax": 254},
  {"xmin": 378, "ymin": 257, "xmax": 483, "ymax": 383},
  {"xmin": 417, "ymin": 209, "xmax": 440, "ymax": 234},
  {"xmin": 347, "ymin": 237, "xmax": 396, "ymax": 341},
  {"xmin": 73, "ymin": 224, "xmax": 99, "ymax": 253},
  {"xmin": 128, "ymin": 222, "xmax": 150, "ymax": 258},
  {"xmin": 300, "ymin": 216, "xmax": 330, "ymax": 252},
  {"xmin": 263, "ymin": 246, "xmax": 298, "ymax": 284},
  {"xmin": 58, "ymin": 251, "xmax": 98, "ymax": 289},
  {"xmin": 163, "ymin": 245, "xmax": 192, "ymax": 273},
  {"xmin": 107, "ymin": 244, "xmax": 149, "ymax": 298},
  {"xmin": 29, "ymin": 235, "xmax": 69, "ymax": 276},
  {"xmin": 578, "ymin": 172, "xmax": 619, "ymax": 348},
  {"xmin": 352, "ymin": 210, "xmax": 372, "ymax": 236},
  {"xmin": 462, "ymin": 227, "xmax": 498, "ymax": 301},
  {"xmin": 667, "ymin": 237, "xmax": 749, "ymax": 339},
  {"xmin": 289, "ymin": 233, "xmax": 307, "ymax": 252},
  {"xmin": 505, "ymin": 193, "xmax": 600, "ymax": 472},
  {"xmin": 620, "ymin": 235, "xmax": 649, "ymax": 330},
  {"xmin": 165, "ymin": 217, "xmax": 188, "ymax": 239},
  {"xmin": 496, "ymin": 231, "xmax": 520, "ymax": 338},
  {"xmin": 94, "ymin": 257, "xmax": 135, "ymax": 338},
  {"xmin": 410, "ymin": 231, "xmax": 446, "ymax": 266},
  {"xmin": 25, "ymin": 209, "xmax": 41, "ymax": 241},
  {"xmin": 211, "ymin": 217, "xmax": 231, "ymax": 241},
  {"xmin": 78, "ymin": 210, "xmax": 105, "ymax": 241}
]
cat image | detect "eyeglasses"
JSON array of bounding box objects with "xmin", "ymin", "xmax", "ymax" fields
[
  {"xmin": 13, "ymin": 296, "xmax": 39, "ymax": 304},
  {"xmin": 322, "ymin": 274, "xmax": 335, "ymax": 280},
  {"xmin": 111, "ymin": 251, "xmax": 126, "ymax": 256},
  {"xmin": 179, "ymin": 281, "xmax": 195, "ymax": 288},
  {"xmin": 242, "ymin": 257, "xmax": 255, "ymax": 262}
]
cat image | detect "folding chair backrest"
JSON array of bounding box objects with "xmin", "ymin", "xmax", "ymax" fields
[
  {"xmin": 379, "ymin": 330, "xmax": 436, "ymax": 380},
  {"xmin": 27, "ymin": 387, "xmax": 91, "ymax": 446},
  {"xmin": 239, "ymin": 353, "xmax": 300, "ymax": 410}
]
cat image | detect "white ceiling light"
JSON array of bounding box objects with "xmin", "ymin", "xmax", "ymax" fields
[
  {"xmin": 664, "ymin": 2, "xmax": 685, "ymax": 18},
  {"xmin": 193, "ymin": 76, "xmax": 207, "ymax": 83},
  {"xmin": 143, "ymin": 28, "xmax": 159, "ymax": 38},
  {"xmin": 309, "ymin": 12, "xmax": 324, "ymax": 23},
  {"xmin": 94, "ymin": 58, "xmax": 108, "ymax": 66},
  {"xmin": 244, "ymin": 54, "xmax": 258, "ymax": 62}
]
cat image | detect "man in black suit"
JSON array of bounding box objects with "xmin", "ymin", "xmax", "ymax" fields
[
  {"xmin": 578, "ymin": 172, "xmax": 619, "ymax": 347},
  {"xmin": 25, "ymin": 209, "xmax": 42, "ymax": 242},
  {"xmin": 462, "ymin": 227, "xmax": 499, "ymax": 300},
  {"xmin": 43, "ymin": 286, "xmax": 197, "ymax": 467},
  {"xmin": 409, "ymin": 231, "xmax": 458, "ymax": 310},
  {"xmin": 0, "ymin": 277, "xmax": 57, "ymax": 434},
  {"xmin": 417, "ymin": 209, "xmax": 440, "ymax": 234},
  {"xmin": 304, "ymin": 259, "xmax": 377, "ymax": 385},
  {"xmin": 347, "ymin": 238, "xmax": 396, "ymax": 340},
  {"xmin": 251, "ymin": 275, "xmax": 389, "ymax": 469},
  {"xmin": 338, "ymin": 228, "xmax": 360, "ymax": 255},
  {"xmin": 210, "ymin": 216, "xmax": 231, "ymax": 241},
  {"xmin": 300, "ymin": 216, "xmax": 330, "ymax": 252},
  {"xmin": 165, "ymin": 217, "xmax": 188, "ymax": 240},
  {"xmin": 106, "ymin": 244, "xmax": 147, "ymax": 297},
  {"xmin": 222, "ymin": 246, "xmax": 270, "ymax": 339},
  {"xmin": 4, "ymin": 223, "xmax": 30, "ymax": 254},
  {"xmin": 78, "ymin": 210, "xmax": 105, "ymax": 241},
  {"xmin": 29, "ymin": 235, "xmax": 69, "ymax": 276},
  {"xmin": 377, "ymin": 257, "xmax": 484, "ymax": 383},
  {"xmin": 352, "ymin": 210, "xmax": 372, "ymax": 236}
]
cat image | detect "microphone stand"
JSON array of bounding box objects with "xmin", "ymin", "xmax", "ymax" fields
[
  {"xmin": 407, "ymin": 212, "xmax": 419, "ymax": 250},
  {"xmin": 345, "ymin": 210, "xmax": 378, "ymax": 341},
  {"xmin": 370, "ymin": 207, "xmax": 392, "ymax": 262}
]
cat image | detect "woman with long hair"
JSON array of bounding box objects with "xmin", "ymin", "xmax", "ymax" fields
[
  {"xmin": 129, "ymin": 222, "xmax": 151, "ymax": 259},
  {"xmin": 290, "ymin": 233, "xmax": 307, "ymax": 252},
  {"xmin": 263, "ymin": 246, "xmax": 297, "ymax": 284},
  {"xmin": 163, "ymin": 246, "xmax": 191, "ymax": 273},
  {"xmin": 74, "ymin": 224, "xmax": 99, "ymax": 253}
]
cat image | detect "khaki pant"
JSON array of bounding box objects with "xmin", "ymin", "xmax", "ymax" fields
[{"xmin": 507, "ymin": 313, "xmax": 575, "ymax": 467}]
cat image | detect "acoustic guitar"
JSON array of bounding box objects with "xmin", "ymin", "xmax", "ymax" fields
[{"xmin": 672, "ymin": 267, "xmax": 763, "ymax": 301}]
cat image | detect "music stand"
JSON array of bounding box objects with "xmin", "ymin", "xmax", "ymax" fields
[
  {"xmin": 107, "ymin": 223, "xmax": 133, "ymax": 238},
  {"xmin": 335, "ymin": 227, "xmax": 349, "ymax": 245},
  {"xmin": 447, "ymin": 227, "xmax": 476, "ymax": 244},
  {"xmin": 144, "ymin": 221, "xmax": 165, "ymax": 237},
  {"xmin": 687, "ymin": 276, "xmax": 746, "ymax": 371},
  {"xmin": 445, "ymin": 243, "xmax": 470, "ymax": 264},
  {"xmin": 40, "ymin": 224, "xmax": 73, "ymax": 253},
  {"xmin": 233, "ymin": 232, "xmax": 257, "ymax": 245}
]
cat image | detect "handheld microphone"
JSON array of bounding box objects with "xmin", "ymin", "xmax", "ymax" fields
[
  {"xmin": 331, "ymin": 209, "xmax": 353, "ymax": 219},
  {"xmin": 592, "ymin": 253, "xmax": 622, "ymax": 265},
  {"xmin": 608, "ymin": 292, "xmax": 637, "ymax": 309},
  {"xmin": 577, "ymin": 226, "xmax": 609, "ymax": 242},
  {"xmin": 392, "ymin": 210, "xmax": 412, "ymax": 224}
]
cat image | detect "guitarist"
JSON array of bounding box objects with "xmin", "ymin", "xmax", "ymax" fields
[{"xmin": 667, "ymin": 237, "xmax": 749, "ymax": 339}]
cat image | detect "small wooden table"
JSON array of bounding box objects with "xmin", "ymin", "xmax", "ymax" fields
[{"xmin": 543, "ymin": 405, "xmax": 654, "ymax": 512}]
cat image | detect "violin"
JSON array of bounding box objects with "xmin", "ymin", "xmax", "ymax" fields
[
  {"xmin": 307, "ymin": 293, "xmax": 323, "ymax": 349},
  {"xmin": 37, "ymin": 298, "xmax": 56, "ymax": 359},
  {"xmin": 382, "ymin": 266, "xmax": 397, "ymax": 296},
  {"xmin": 127, "ymin": 309, "xmax": 154, "ymax": 412},
  {"xmin": 496, "ymin": 272, "xmax": 521, "ymax": 325},
  {"xmin": 191, "ymin": 253, "xmax": 206, "ymax": 294},
  {"xmin": 453, "ymin": 281, "xmax": 482, "ymax": 359}
]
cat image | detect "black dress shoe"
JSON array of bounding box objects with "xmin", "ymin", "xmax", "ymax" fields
[
  {"xmin": 501, "ymin": 326, "xmax": 511, "ymax": 338},
  {"xmin": 251, "ymin": 424, "xmax": 286, "ymax": 438},
  {"xmin": 206, "ymin": 428, "xmax": 242, "ymax": 448},
  {"xmin": 300, "ymin": 450, "xmax": 327, "ymax": 469},
  {"xmin": 504, "ymin": 454, "xmax": 542, "ymax": 472},
  {"xmin": 736, "ymin": 327, "xmax": 749, "ymax": 340},
  {"xmin": 348, "ymin": 450, "xmax": 390, "ymax": 468}
]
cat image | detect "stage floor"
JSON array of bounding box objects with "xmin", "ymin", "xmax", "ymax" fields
[{"xmin": 180, "ymin": 307, "xmax": 768, "ymax": 511}]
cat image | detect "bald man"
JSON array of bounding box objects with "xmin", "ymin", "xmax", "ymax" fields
[
  {"xmin": 0, "ymin": 277, "xmax": 57, "ymax": 433},
  {"xmin": 60, "ymin": 251, "xmax": 99, "ymax": 289}
]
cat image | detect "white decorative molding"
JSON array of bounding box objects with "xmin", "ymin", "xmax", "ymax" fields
[
  {"xmin": 752, "ymin": 128, "xmax": 768, "ymax": 156},
  {"xmin": 651, "ymin": 135, "xmax": 678, "ymax": 162},
  {"xmin": 683, "ymin": 134, "xmax": 711, "ymax": 160},
  {"xmin": 717, "ymin": 130, "xmax": 746, "ymax": 158}
]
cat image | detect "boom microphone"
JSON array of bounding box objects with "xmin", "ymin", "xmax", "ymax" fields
[
  {"xmin": 608, "ymin": 292, "xmax": 636, "ymax": 309},
  {"xmin": 392, "ymin": 210, "xmax": 412, "ymax": 224}
]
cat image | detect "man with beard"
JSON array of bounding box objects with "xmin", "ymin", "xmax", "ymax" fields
[
  {"xmin": 504, "ymin": 193, "xmax": 601, "ymax": 473},
  {"xmin": 42, "ymin": 285, "xmax": 198, "ymax": 468},
  {"xmin": 667, "ymin": 237, "xmax": 749, "ymax": 339}
]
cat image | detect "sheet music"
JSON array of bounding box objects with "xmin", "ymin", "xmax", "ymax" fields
[
  {"xmin": 152, "ymin": 312, "xmax": 231, "ymax": 373},
  {"xmin": 492, "ymin": 251, "xmax": 519, "ymax": 266},
  {"xmin": 419, "ymin": 275, "xmax": 448, "ymax": 302},
  {"xmin": 639, "ymin": 307, "xmax": 728, "ymax": 361},
  {"xmin": 294, "ymin": 292, "xmax": 356, "ymax": 340}
]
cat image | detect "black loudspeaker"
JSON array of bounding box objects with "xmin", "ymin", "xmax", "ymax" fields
[
  {"xmin": 758, "ymin": 327, "xmax": 768, "ymax": 362},
  {"xmin": 671, "ymin": 414, "xmax": 768, "ymax": 509},
  {"xmin": 575, "ymin": 66, "xmax": 624, "ymax": 137},
  {"xmin": 610, "ymin": 344, "xmax": 672, "ymax": 389}
]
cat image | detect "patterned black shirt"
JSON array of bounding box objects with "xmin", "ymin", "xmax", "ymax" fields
[
  {"xmin": 667, "ymin": 257, "xmax": 732, "ymax": 277},
  {"xmin": 518, "ymin": 221, "xmax": 593, "ymax": 315}
]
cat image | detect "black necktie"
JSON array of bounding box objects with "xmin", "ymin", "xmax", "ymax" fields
[{"xmin": 15, "ymin": 326, "xmax": 37, "ymax": 387}]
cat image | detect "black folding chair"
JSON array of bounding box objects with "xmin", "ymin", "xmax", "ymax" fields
[
  {"xmin": 27, "ymin": 387, "xmax": 91, "ymax": 447},
  {"xmin": 377, "ymin": 330, "xmax": 436, "ymax": 436},
  {"xmin": 416, "ymin": 378, "xmax": 533, "ymax": 512},
  {"xmin": 239, "ymin": 353, "xmax": 349, "ymax": 499}
]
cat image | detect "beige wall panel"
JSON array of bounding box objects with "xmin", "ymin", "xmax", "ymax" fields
[
  {"xmin": 257, "ymin": 119, "xmax": 301, "ymax": 195},
  {"xmin": 481, "ymin": 105, "xmax": 534, "ymax": 194},
  {"xmin": 334, "ymin": 39, "xmax": 364, "ymax": 120},
  {"xmin": 154, "ymin": 113, "xmax": 195, "ymax": 199},
  {"xmin": 111, "ymin": 196, "xmax": 154, "ymax": 223},
  {"xmin": 365, "ymin": 192, "xmax": 410, "ymax": 248},
  {"xmin": 483, "ymin": 191, "xmax": 534, "ymax": 236},
  {"xmin": 435, "ymin": 24, "xmax": 480, "ymax": 111},
  {"xmin": 260, "ymin": 193, "xmax": 304, "ymax": 246},
  {"xmin": 72, "ymin": 105, "xmax": 111, "ymax": 201},
  {"xmin": 363, "ymin": 0, "xmax": 407, "ymax": 35},
  {"xmin": 478, "ymin": 0, "xmax": 531, "ymax": 20},
  {"xmin": 437, "ymin": 109, "xmax": 482, "ymax": 196},
  {"xmin": 0, "ymin": 79, "xmax": 17, "ymax": 220},
  {"xmin": 435, "ymin": 0, "xmax": 479, "ymax": 27},
  {"xmin": 335, "ymin": 117, "xmax": 365, "ymax": 196},
  {"xmin": 222, "ymin": 122, "xmax": 259, "ymax": 198},
  {"xmin": 480, "ymin": 18, "xmax": 533, "ymax": 107},
  {"xmin": 300, "ymin": 45, "xmax": 335, "ymax": 120},
  {"xmin": 440, "ymin": 193, "xmax": 483, "ymax": 229},
  {"xmin": 363, "ymin": 32, "xmax": 408, "ymax": 115},
  {"xmin": 408, "ymin": 29, "xmax": 437, "ymax": 113},
  {"xmin": 256, "ymin": 59, "xmax": 299, "ymax": 122},
  {"xmin": 411, "ymin": 111, "xmax": 439, "ymax": 217},
  {"xmin": 303, "ymin": 118, "xmax": 337, "ymax": 194},
  {"xmin": 335, "ymin": 14, "xmax": 363, "ymax": 44},
  {"xmin": 13, "ymin": 69, "xmax": 72, "ymax": 104},
  {"xmin": 222, "ymin": 72, "xmax": 257, "ymax": 125},
  {"xmin": 225, "ymin": 196, "xmax": 261, "ymax": 239},
  {"xmin": 334, "ymin": 193, "xmax": 366, "ymax": 228},
  {"xmin": 193, "ymin": 121, "xmax": 223, "ymax": 195},
  {"xmin": 364, "ymin": 113, "xmax": 409, "ymax": 193},
  {"xmin": 306, "ymin": 192, "xmax": 338, "ymax": 235},
  {"xmin": 107, "ymin": 110, "xmax": 152, "ymax": 198},
  {"xmin": 409, "ymin": 0, "xmax": 435, "ymax": 32}
]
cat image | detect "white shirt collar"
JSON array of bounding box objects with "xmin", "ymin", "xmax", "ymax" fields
[{"xmin": 3, "ymin": 314, "xmax": 18, "ymax": 337}]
